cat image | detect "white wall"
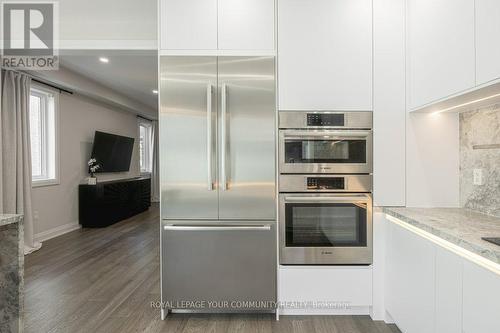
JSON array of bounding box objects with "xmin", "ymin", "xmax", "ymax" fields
[
  {"xmin": 32, "ymin": 92, "xmax": 141, "ymax": 240},
  {"xmin": 406, "ymin": 112, "xmax": 460, "ymax": 207}
]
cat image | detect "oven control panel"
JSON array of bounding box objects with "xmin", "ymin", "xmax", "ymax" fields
[
  {"xmin": 306, "ymin": 113, "xmax": 345, "ymax": 127},
  {"xmin": 307, "ymin": 177, "xmax": 345, "ymax": 190}
]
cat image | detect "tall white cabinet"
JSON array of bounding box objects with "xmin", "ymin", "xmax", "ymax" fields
[
  {"xmin": 373, "ymin": 0, "xmax": 406, "ymax": 206},
  {"xmin": 160, "ymin": 0, "xmax": 275, "ymax": 52},
  {"xmin": 277, "ymin": 0, "xmax": 372, "ymax": 110},
  {"xmin": 406, "ymin": 0, "xmax": 475, "ymax": 110}
]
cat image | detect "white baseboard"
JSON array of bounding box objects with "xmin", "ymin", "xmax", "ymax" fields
[
  {"xmin": 279, "ymin": 306, "xmax": 370, "ymax": 316},
  {"xmin": 384, "ymin": 310, "xmax": 395, "ymax": 324},
  {"xmin": 34, "ymin": 221, "xmax": 81, "ymax": 242}
]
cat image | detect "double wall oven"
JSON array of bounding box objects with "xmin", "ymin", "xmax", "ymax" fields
[{"xmin": 279, "ymin": 111, "xmax": 373, "ymax": 265}]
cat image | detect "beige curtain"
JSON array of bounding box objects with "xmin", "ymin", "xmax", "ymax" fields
[{"xmin": 1, "ymin": 70, "xmax": 41, "ymax": 254}]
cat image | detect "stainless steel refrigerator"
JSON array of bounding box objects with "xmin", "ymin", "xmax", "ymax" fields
[{"xmin": 159, "ymin": 56, "xmax": 276, "ymax": 316}]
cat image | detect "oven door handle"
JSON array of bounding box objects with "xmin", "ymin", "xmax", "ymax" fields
[
  {"xmin": 282, "ymin": 130, "xmax": 371, "ymax": 140},
  {"xmin": 284, "ymin": 195, "xmax": 371, "ymax": 203}
]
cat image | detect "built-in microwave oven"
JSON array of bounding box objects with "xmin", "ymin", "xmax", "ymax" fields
[{"xmin": 279, "ymin": 111, "xmax": 373, "ymax": 174}]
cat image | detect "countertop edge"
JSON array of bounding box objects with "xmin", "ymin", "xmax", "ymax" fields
[
  {"xmin": 0, "ymin": 214, "xmax": 23, "ymax": 227},
  {"xmin": 382, "ymin": 207, "xmax": 500, "ymax": 266}
]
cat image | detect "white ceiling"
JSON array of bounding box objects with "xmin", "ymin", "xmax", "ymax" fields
[{"xmin": 60, "ymin": 50, "xmax": 158, "ymax": 110}]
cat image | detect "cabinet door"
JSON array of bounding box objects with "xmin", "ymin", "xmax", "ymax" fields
[
  {"xmin": 475, "ymin": 0, "xmax": 500, "ymax": 85},
  {"xmin": 435, "ymin": 246, "xmax": 463, "ymax": 333},
  {"xmin": 278, "ymin": 0, "xmax": 372, "ymax": 110},
  {"xmin": 386, "ymin": 221, "xmax": 435, "ymax": 333},
  {"xmin": 373, "ymin": 0, "xmax": 405, "ymax": 206},
  {"xmin": 463, "ymin": 261, "xmax": 500, "ymax": 333},
  {"xmin": 407, "ymin": 0, "xmax": 475, "ymax": 109},
  {"xmin": 218, "ymin": 0, "xmax": 275, "ymax": 51},
  {"xmin": 160, "ymin": 0, "xmax": 217, "ymax": 50}
]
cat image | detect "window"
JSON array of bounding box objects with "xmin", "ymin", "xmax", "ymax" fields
[
  {"xmin": 139, "ymin": 121, "xmax": 152, "ymax": 173},
  {"xmin": 29, "ymin": 86, "xmax": 58, "ymax": 186}
]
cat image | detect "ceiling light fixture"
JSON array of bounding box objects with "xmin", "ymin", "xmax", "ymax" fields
[
  {"xmin": 152, "ymin": 89, "xmax": 158, "ymax": 94},
  {"xmin": 99, "ymin": 57, "xmax": 109, "ymax": 63}
]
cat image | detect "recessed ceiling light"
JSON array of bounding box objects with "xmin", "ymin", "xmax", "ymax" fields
[
  {"xmin": 99, "ymin": 57, "xmax": 109, "ymax": 63},
  {"xmin": 152, "ymin": 89, "xmax": 158, "ymax": 94}
]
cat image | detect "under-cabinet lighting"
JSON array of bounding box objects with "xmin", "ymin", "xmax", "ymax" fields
[
  {"xmin": 432, "ymin": 92, "xmax": 500, "ymax": 115},
  {"xmin": 152, "ymin": 89, "xmax": 158, "ymax": 94},
  {"xmin": 99, "ymin": 57, "xmax": 109, "ymax": 63}
]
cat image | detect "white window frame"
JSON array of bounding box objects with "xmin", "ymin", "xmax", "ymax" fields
[
  {"xmin": 30, "ymin": 85, "xmax": 60, "ymax": 187},
  {"xmin": 139, "ymin": 120, "xmax": 153, "ymax": 174}
]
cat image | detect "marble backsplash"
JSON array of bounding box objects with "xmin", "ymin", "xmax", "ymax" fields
[{"xmin": 460, "ymin": 105, "xmax": 500, "ymax": 217}]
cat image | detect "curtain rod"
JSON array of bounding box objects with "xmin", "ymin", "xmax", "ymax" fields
[
  {"xmin": 137, "ymin": 115, "xmax": 154, "ymax": 122},
  {"xmin": 31, "ymin": 78, "xmax": 73, "ymax": 95},
  {"xmin": 2, "ymin": 68, "xmax": 74, "ymax": 94}
]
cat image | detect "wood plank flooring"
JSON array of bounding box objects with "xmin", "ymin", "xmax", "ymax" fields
[{"xmin": 24, "ymin": 204, "xmax": 401, "ymax": 333}]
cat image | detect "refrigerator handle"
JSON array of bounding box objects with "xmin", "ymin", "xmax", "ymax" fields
[
  {"xmin": 163, "ymin": 224, "xmax": 272, "ymax": 231},
  {"xmin": 206, "ymin": 84, "xmax": 214, "ymax": 191},
  {"xmin": 221, "ymin": 83, "xmax": 228, "ymax": 191}
]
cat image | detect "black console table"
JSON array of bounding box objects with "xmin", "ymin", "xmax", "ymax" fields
[{"xmin": 79, "ymin": 177, "xmax": 151, "ymax": 227}]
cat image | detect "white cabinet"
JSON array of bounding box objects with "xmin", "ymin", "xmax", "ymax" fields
[
  {"xmin": 385, "ymin": 217, "xmax": 500, "ymax": 333},
  {"xmin": 278, "ymin": 0, "xmax": 372, "ymax": 111},
  {"xmin": 160, "ymin": 0, "xmax": 218, "ymax": 50},
  {"xmin": 475, "ymin": 0, "xmax": 500, "ymax": 85},
  {"xmin": 160, "ymin": 0, "xmax": 275, "ymax": 52},
  {"xmin": 386, "ymin": 221, "xmax": 435, "ymax": 333},
  {"xmin": 218, "ymin": 0, "xmax": 274, "ymax": 51},
  {"xmin": 435, "ymin": 247, "xmax": 463, "ymax": 333},
  {"xmin": 407, "ymin": 0, "xmax": 475, "ymax": 109},
  {"xmin": 279, "ymin": 266, "xmax": 372, "ymax": 314},
  {"xmin": 463, "ymin": 261, "xmax": 500, "ymax": 333},
  {"xmin": 373, "ymin": 0, "xmax": 405, "ymax": 206}
]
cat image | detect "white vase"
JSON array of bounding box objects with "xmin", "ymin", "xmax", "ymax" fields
[{"xmin": 87, "ymin": 177, "xmax": 97, "ymax": 185}]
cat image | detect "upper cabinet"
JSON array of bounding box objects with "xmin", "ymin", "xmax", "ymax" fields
[
  {"xmin": 407, "ymin": 0, "xmax": 475, "ymax": 110},
  {"xmin": 161, "ymin": 0, "xmax": 218, "ymax": 50},
  {"xmin": 475, "ymin": 0, "xmax": 500, "ymax": 85},
  {"xmin": 218, "ymin": 0, "xmax": 275, "ymax": 51},
  {"xmin": 278, "ymin": 0, "xmax": 372, "ymax": 111},
  {"xmin": 160, "ymin": 0, "xmax": 275, "ymax": 52}
]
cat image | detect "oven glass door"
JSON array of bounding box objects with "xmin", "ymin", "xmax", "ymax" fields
[
  {"xmin": 284, "ymin": 138, "xmax": 366, "ymax": 164},
  {"xmin": 285, "ymin": 201, "xmax": 367, "ymax": 247},
  {"xmin": 280, "ymin": 130, "xmax": 372, "ymax": 174}
]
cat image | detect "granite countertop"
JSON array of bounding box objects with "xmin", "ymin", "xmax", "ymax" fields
[
  {"xmin": 0, "ymin": 214, "xmax": 23, "ymax": 227},
  {"xmin": 383, "ymin": 207, "xmax": 500, "ymax": 265}
]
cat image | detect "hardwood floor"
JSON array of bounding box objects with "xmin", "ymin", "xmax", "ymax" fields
[{"xmin": 24, "ymin": 204, "xmax": 401, "ymax": 333}]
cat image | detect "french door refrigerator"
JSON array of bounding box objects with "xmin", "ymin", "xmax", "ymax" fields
[{"xmin": 159, "ymin": 56, "xmax": 276, "ymax": 316}]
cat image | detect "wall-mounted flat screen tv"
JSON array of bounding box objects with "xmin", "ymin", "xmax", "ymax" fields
[{"xmin": 90, "ymin": 131, "xmax": 135, "ymax": 172}]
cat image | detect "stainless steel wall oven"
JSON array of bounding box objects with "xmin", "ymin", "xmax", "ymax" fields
[{"xmin": 278, "ymin": 112, "xmax": 373, "ymax": 265}]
